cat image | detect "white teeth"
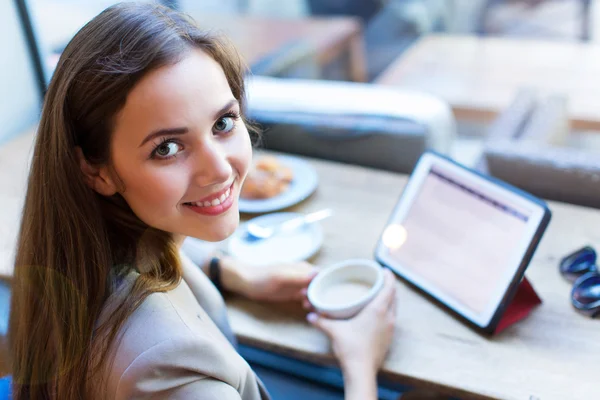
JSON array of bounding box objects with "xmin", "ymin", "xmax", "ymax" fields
[{"xmin": 187, "ymin": 187, "xmax": 232, "ymax": 208}]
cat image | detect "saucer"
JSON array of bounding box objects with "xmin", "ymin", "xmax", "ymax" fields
[{"xmin": 226, "ymin": 212, "xmax": 323, "ymax": 266}]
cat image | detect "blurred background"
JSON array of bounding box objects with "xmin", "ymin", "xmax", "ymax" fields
[
  {"xmin": 5, "ymin": 1, "xmax": 600, "ymax": 177},
  {"xmin": 3, "ymin": 0, "xmax": 600, "ymax": 197},
  {"xmin": 20, "ymin": 0, "xmax": 600, "ymax": 84},
  {"xmin": 5, "ymin": 0, "xmax": 600, "ymax": 207}
]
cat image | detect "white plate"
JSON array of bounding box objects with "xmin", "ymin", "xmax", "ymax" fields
[
  {"xmin": 238, "ymin": 155, "xmax": 319, "ymax": 214},
  {"xmin": 226, "ymin": 212, "xmax": 323, "ymax": 266}
]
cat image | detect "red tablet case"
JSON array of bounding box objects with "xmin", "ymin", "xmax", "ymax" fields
[{"xmin": 493, "ymin": 276, "xmax": 542, "ymax": 334}]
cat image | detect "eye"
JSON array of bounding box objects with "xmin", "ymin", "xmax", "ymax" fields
[
  {"xmin": 151, "ymin": 140, "xmax": 182, "ymax": 159},
  {"xmin": 213, "ymin": 115, "xmax": 236, "ymax": 134}
]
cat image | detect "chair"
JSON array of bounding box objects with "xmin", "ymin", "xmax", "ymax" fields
[
  {"xmin": 482, "ymin": 89, "xmax": 600, "ymax": 208},
  {"xmin": 0, "ymin": 278, "xmax": 11, "ymax": 399},
  {"xmin": 245, "ymin": 76, "xmax": 456, "ymax": 173},
  {"xmin": 250, "ymin": 40, "xmax": 321, "ymax": 80},
  {"xmin": 0, "ymin": 279, "xmax": 9, "ymax": 338},
  {"xmin": 0, "ymin": 376, "xmax": 11, "ymax": 400},
  {"xmin": 477, "ymin": 0, "xmax": 592, "ymax": 41}
]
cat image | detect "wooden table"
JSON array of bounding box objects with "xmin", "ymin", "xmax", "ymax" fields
[
  {"xmin": 1, "ymin": 130, "xmax": 598, "ymax": 399},
  {"xmin": 376, "ymin": 34, "xmax": 600, "ymax": 131},
  {"xmin": 170, "ymin": 14, "xmax": 367, "ymax": 82}
]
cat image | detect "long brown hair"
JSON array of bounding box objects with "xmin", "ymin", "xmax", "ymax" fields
[{"xmin": 9, "ymin": 3, "xmax": 251, "ymax": 398}]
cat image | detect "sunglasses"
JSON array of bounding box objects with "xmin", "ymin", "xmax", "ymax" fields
[{"xmin": 559, "ymin": 246, "xmax": 600, "ymax": 317}]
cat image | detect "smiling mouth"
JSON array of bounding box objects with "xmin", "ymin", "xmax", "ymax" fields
[
  {"xmin": 184, "ymin": 185, "xmax": 233, "ymax": 208},
  {"xmin": 182, "ymin": 182, "xmax": 237, "ymax": 218}
]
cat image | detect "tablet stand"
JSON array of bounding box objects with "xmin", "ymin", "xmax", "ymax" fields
[{"xmin": 494, "ymin": 277, "xmax": 542, "ymax": 334}]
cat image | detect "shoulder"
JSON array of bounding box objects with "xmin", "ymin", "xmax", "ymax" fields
[
  {"xmin": 115, "ymin": 335, "xmax": 243, "ymax": 399},
  {"xmin": 113, "ymin": 289, "xmax": 198, "ymax": 357},
  {"xmin": 98, "ymin": 288, "xmax": 250, "ymax": 399},
  {"xmin": 105, "ymin": 286, "xmax": 232, "ymax": 374},
  {"xmin": 100, "ymin": 290, "xmax": 194, "ymax": 382},
  {"xmin": 97, "ymin": 270, "xmax": 207, "ymax": 359}
]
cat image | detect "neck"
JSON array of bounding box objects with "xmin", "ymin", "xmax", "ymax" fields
[{"xmin": 173, "ymin": 234, "xmax": 186, "ymax": 249}]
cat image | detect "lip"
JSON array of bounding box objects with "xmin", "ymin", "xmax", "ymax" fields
[
  {"xmin": 194, "ymin": 183, "xmax": 233, "ymax": 204},
  {"xmin": 183, "ymin": 183, "xmax": 235, "ymax": 216}
]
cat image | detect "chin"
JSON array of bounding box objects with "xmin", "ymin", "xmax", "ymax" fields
[{"xmin": 188, "ymin": 213, "xmax": 240, "ymax": 243}]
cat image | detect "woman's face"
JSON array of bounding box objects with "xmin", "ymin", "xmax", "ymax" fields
[{"xmin": 108, "ymin": 49, "xmax": 252, "ymax": 243}]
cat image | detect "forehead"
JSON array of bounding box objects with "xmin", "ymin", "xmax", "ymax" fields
[{"xmin": 113, "ymin": 49, "xmax": 235, "ymax": 134}]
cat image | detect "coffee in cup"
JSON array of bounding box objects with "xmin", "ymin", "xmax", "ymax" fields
[{"xmin": 307, "ymin": 259, "xmax": 384, "ymax": 319}]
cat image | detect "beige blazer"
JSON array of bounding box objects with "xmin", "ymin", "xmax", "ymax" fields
[{"xmin": 93, "ymin": 253, "xmax": 270, "ymax": 400}]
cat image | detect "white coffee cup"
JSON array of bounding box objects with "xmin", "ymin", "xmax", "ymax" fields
[{"xmin": 307, "ymin": 259, "xmax": 384, "ymax": 319}]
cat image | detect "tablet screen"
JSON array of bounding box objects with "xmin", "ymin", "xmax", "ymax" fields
[{"xmin": 376, "ymin": 153, "xmax": 549, "ymax": 328}]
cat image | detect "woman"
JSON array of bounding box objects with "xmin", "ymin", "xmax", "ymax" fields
[{"xmin": 9, "ymin": 2, "xmax": 397, "ymax": 399}]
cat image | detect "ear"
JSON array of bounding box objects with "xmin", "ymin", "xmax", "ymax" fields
[{"xmin": 75, "ymin": 147, "xmax": 118, "ymax": 196}]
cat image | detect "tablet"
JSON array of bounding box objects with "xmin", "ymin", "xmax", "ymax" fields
[{"xmin": 374, "ymin": 151, "xmax": 551, "ymax": 333}]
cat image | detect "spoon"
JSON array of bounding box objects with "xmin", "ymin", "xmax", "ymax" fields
[{"xmin": 244, "ymin": 209, "xmax": 333, "ymax": 242}]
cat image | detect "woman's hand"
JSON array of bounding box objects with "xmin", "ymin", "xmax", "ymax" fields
[
  {"xmin": 306, "ymin": 269, "xmax": 397, "ymax": 378},
  {"xmin": 220, "ymin": 256, "xmax": 318, "ymax": 302}
]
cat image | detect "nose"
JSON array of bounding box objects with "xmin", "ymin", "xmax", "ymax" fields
[{"xmin": 191, "ymin": 141, "xmax": 232, "ymax": 187}]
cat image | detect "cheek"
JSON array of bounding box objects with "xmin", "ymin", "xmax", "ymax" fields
[
  {"xmin": 116, "ymin": 160, "xmax": 188, "ymax": 215},
  {"xmin": 230, "ymin": 127, "xmax": 252, "ymax": 182}
]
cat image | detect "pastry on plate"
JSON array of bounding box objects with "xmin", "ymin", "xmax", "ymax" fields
[{"xmin": 241, "ymin": 156, "xmax": 294, "ymax": 199}]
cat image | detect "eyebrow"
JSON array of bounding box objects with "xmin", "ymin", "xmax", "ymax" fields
[
  {"xmin": 213, "ymin": 99, "xmax": 239, "ymax": 120},
  {"xmin": 139, "ymin": 127, "xmax": 188, "ymax": 148},
  {"xmin": 138, "ymin": 99, "xmax": 239, "ymax": 148}
]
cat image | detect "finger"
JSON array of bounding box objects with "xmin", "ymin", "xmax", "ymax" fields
[
  {"xmin": 369, "ymin": 269, "xmax": 396, "ymax": 310},
  {"xmin": 293, "ymin": 289, "xmax": 307, "ymax": 301},
  {"xmin": 383, "ymin": 270, "xmax": 397, "ymax": 309},
  {"xmin": 306, "ymin": 312, "xmax": 335, "ymax": 337},
  {"xmin": 302, "ymin": 298, "xmax": 312, "ymax": 310},
  {"xmin": 298, "ymin": 261, "xmax": 316, "ymax": 270},
  {"xmin": 388, "ymin": 289, "xmax": 397, "ymax": 319},
  {"xmin": 298, "ymin": 266, "xmax": 319, "ymax": 282},
  {"xmin": 300, "ymin": 289, "xmax": 312, "ymax": 309},
  {"xmin": 282, "ymin": 266, "xmax": 318, "ymax": 286},
  {"xmin": 295, "ymin": 288, "xmax": 308, "ymax": 302},
  {"xmin": 289, "ymin": 261, "xmax": 316, "ymax": 273},
  {"xmin": 390, "ymin": 290, "xmax": 397, "ymax": 315},
  {"xmin": 282, "ymin": 273, "xmax": 318, "ymax": 295}
]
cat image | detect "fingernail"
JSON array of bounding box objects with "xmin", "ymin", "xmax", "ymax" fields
[{"xmin": 306, "ymin": 313, "xmax": 317, "ymax": 323}]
